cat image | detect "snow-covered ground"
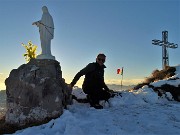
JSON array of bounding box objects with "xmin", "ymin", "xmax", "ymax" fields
[{"xmin": 3, "ymin": 65, "xmax": 180, "ymax": 135}]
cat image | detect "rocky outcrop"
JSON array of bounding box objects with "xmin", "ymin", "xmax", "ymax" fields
[
  {"xmin": 151, "ymin": 84, "xmax": 180, "ymax": 101},
  {"xmin": 5, "ymin": 59, "xmax": 72, "ymax": 125}
]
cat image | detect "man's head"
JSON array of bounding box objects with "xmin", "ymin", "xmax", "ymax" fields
[{"xmin": 96, "ymin": 53, "xmax": 106, "ymax": 66}]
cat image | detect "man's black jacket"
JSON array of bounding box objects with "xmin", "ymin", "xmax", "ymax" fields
[{"xmin": 70, "ymin": 62, "xmax": 109, "ymax": 93}]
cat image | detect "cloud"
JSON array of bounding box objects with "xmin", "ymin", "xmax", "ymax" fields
[
  {"xmin": 69, "ymin": 78, "xmax": 144, "ymax": 88},
  {"xmin": 106, "ymin": 78, "xmax": 144, "ymax": 85}
]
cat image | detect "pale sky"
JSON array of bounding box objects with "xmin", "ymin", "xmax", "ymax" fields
[{"xmin": 0, "ymin": 0, "xmax": 179, "ymax": 90}]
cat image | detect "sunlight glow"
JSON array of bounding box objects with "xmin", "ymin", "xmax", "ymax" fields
[{"xmin": 0, "ymin": 74, "xmax": 7, "ymax": 90}]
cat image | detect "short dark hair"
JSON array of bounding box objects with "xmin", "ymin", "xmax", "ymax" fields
[{"xmin": 97, "ymin": 53, "xmax": 106, "ymax": 58}]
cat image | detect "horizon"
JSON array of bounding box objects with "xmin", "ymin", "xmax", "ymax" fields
[
  {"xmin": 0, "ymin": 83, "xmax": 136, "ymax": 91},
  {"xmin": 0, "ymin": 0, "xmax": 179, "ymax": 90}
]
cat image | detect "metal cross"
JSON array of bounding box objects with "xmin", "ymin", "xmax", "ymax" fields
[{"xmin": 152, "ymin": 31, "xmax": 178, "ymax": 69}]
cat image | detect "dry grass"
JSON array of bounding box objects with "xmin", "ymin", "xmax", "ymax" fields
[
  {"xmin": 132, "ymin": 66, "xmax": 180, "ymax": 101},
  {"xmin": 145, "ymin": 66, "xmax": 176, "ymax": 83},
  {"xmin": 133, "ymin": 66, "xmax": 176, "ymax": 90}
]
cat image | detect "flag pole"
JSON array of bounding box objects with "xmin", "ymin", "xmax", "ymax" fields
[
  {"xmin": 121, "ymin": 67, "xmax": 124, "ymax": 90},
  {"xmin": 117, "ymin": 67, "xmax": 124, "ymax": 90}
]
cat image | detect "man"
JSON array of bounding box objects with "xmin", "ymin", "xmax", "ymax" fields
[
  {"xmin": 70, "ymin": 53, "xmax": 111, "ymax": 109},
  {"xmin": 32, "ymin": 6, "xmax": 55, "ymax": 59}
]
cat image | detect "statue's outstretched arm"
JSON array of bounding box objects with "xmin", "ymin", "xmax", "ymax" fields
[{"xmin": 32, "ymin": 21, "xmax": 41, "ymax": 27}]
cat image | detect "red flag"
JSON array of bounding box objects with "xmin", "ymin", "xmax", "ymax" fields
[
  {"xmin": 117, "ymin": 67, "xmax": 123, "ymax": 75},
  {"xmin": 117, "ymin": 69, "xmax": 121, "ymax": 74}
]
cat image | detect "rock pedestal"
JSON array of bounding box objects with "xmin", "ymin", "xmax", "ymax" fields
[
  {"xmin": 5, "ymin": 59, "xmax": 72, "ymax": 125},
  {"xmin": 36, "ymin": 54, "xmax": 55, "ymax": 60}
]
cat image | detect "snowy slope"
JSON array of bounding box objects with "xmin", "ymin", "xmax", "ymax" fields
[{"xmin": 7, "ymin": 66, "xmax": 180, "ymax": 135}]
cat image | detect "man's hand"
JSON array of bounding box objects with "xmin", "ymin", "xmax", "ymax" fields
[
  {"xmin": 67, "ymin": 84, "xmax": 73, "ymax": 89},
  {"xmin": 32, "ymin": 22, "xmax": 36, "ymax": 25},
  {"xmin": 32, "ymin": 21, "xmax": 40, "ymax": 26}
]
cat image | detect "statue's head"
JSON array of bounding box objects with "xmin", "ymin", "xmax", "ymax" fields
[{"xmin": 42, "ymin": 6, "xmax": 48, "ymax": 13}]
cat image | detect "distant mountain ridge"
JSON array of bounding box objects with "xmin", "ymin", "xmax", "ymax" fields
[
  {"xmin": 107, "ymin": 84, "xmax": 135, "ymax": 91},
  {"xmin": 0, "ymin": 90, "xmax": 6, "ymax": 118},
  {"xmin": 0, "ymin": 90, "xmax": 6, "ymax": 104},
  {"xmin": 73, "ymin": 85, "xmax": 135, "ymax": 91}
]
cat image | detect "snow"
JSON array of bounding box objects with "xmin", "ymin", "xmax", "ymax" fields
[{"xmin": 4, "ymin": 66, "xmax": 180, "ymax": 135}]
